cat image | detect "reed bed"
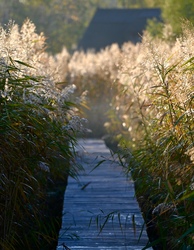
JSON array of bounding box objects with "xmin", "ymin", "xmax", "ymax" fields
[
  {"xmin": 1, "ymin": 17, "xmax": 194, "ymax": 249},
  {"xmin": 0, "ymin": 20, "xmax": 84, "ymax": 249},
  {"xmin": 61, "ymin": 22, "xmax": 194, "ymax": 249}
]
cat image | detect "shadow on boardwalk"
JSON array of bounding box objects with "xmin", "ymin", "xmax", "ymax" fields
[{"xmin": 57, "ymin": 139, "xmax": 151, "ymax": 250}]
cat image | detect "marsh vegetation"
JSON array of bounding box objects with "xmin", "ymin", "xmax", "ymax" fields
[{"xmin": 1, "ymin": 1, "xmax": 194, "ymax": 249}]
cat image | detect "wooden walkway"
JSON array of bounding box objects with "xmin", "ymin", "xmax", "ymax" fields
[{"xmin": 57, "ymin": 139, "xmax": 150, "ymax": 250}]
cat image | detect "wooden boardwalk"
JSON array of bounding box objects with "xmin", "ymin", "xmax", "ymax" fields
[{"xmin": 57, "ymin": 139, "xmax": 150, "ymax": 250}]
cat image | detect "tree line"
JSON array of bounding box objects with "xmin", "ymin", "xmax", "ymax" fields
[{"xmin": 0, "ymin": 0, "xmax": 193, "ymax": 54}]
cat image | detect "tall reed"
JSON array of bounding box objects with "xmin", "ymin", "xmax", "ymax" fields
[
  {"xmin": 62, "ymin": 21, "xmax": 194, "ymax": 248},
  {"xmin": 112, "ymin": 24, "xmax": 194, "ymax": 249},
  {"xmin": 0, "ymin": 20, "xmax": 84, "ymax": 249}
]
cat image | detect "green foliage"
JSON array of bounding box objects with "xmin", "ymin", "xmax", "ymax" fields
[
  {"xmin": 162, "ymin": 0, "xmax": 194, "ymax": 37},
  {"xmin": 117, "ymin": 0, "xmax": 151, "ymax": 8},
  {"xmin": 0, "ymin": 0, "xmax": 163, "ymax": 54},
  {"xmin": 146, "ymin": 18, "xmax": 163, "ymax": 38},
  {"xmin": 0, "ymin": 0, "xmax": 120, "ymax": 53}
]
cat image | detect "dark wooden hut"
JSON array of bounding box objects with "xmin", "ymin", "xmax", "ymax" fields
[{"xmin": 78, "ymin": 8, "xmax": 161, "ymax": 51}]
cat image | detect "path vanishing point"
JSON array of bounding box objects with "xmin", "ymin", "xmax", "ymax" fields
[{"xmin": 57, "ymin": 139, "xmax": 151, "ymax": 250}]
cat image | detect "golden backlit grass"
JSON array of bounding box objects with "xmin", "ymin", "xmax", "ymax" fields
[{"xmin": 62, "ymin": 22, "xmax": 194, "ymax": 248}]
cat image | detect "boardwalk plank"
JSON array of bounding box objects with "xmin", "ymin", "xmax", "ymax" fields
[{"xmin": 57, "ymin": 139, "xmax": 150, "ymax": 250}]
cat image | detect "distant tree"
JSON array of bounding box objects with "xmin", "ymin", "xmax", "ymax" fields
[
  {"xmin": 146, "ymin": 0, "xmax": 194, "ymax": 40},
  {"xmin": 0, "ymin": 0, "xmax": 164, "ymax": 54},
  {"xmin": 117, "ymin": 0, "xmax": 145, "ymax": 8},
  {"xmin": 0, "ymin": 0, "xmax": 24, "ymax": 24},
  {"xmin": 116, "ymin": 0, "xmax": 162, "ymax": 8},
  {"xmin": 144, "ymin": 0, "xmax": 163, "ymax": 7},
  {"xmin": 0, "ymin": 0, "xmax": 118, "ymax": 54},
  {"xmin": 162, "ymin": 0, "xmax": 194, "ymax": 35}
]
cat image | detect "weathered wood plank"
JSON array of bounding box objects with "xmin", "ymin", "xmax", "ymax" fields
[{"xmin": 57, "ymin": 139, "xmax": 150, "ymax": 250}]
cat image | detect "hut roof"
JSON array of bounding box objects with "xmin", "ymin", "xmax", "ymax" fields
[{"xmin": 78, "ymin": 8, "xmax": 161, "ymax": 51}]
